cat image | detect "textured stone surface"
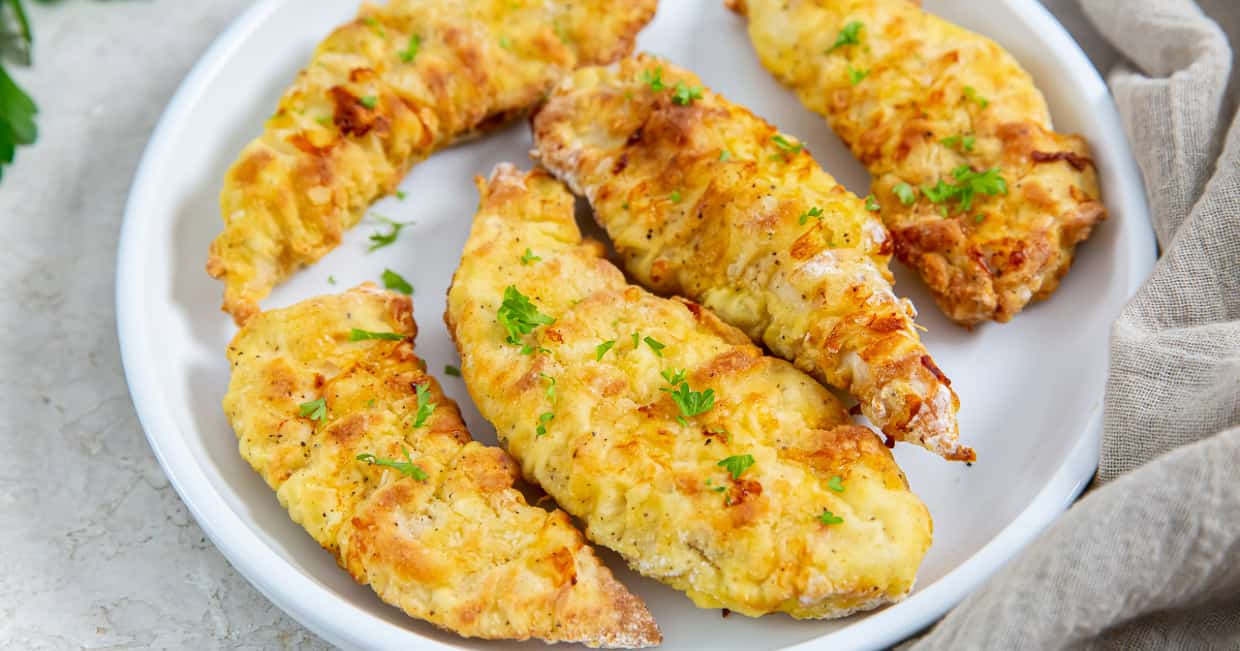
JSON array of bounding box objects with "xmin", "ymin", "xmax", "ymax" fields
[{"xmin": 0, "ymin": 1, "xmax": 1109, "ymax": 648}]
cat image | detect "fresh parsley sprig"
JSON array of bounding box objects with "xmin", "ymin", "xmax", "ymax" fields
[
  {"xmin": 717, "ymin": 454, "xmax": 754, "ymax": 480},
  {"xmin": 497, "ymin": 286, "xmax": 554, "ymax": 346},
  {"xmin": 411, "ymin": 382, "xmax": 436, "ymax": 428},
  {"xmin": 660, "ymin": 370, "xmax": 715, "ymax": 425},
  {"xmin": 827, "ymin": 21, "xmax": 864, "ymax": 53},
  {"xmin": 357, "ymin": 447, "xmax": 428, "ymax": 480}
]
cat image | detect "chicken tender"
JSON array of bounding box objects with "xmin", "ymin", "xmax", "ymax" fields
[
  {"xmin": 728, "ymin": 0, "xmax": 1107, "ymax": 325},
  {"xmin": 532, "ymin": 56, "xmax": 972, "ymax": 461},
  {"xmin": 445, "ymin": 165, "xmax": 932, "ymax": 619},
  {"xmin": 223, "ymin": 284, "xmax": 659, "ymax": 647},
  {"xmin": 208, "ymin": 0, "xmax": 656, "ymax": 324}
]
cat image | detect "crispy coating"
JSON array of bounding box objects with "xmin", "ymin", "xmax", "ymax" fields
[
  {"xmin": 207, "ymin": 0, "xmax": 656, "ymax": 325},
  {"xmin": 729, "ymin": 0, "xmax": 1107, "ymax": 325},
  {"xmin": 223, "ymin": 285, "xmax": 659, "ymax": 647},
  {"xmin": 445, "ymin": 165, "xmax": 932, "ymax": 619},
  {"xmin": 532, "ymin": 56, "xmax": 972, "ymax": 461}
]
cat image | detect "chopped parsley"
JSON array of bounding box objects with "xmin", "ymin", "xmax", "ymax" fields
[
  {"xmin": 499, "ymin": 36, "xmax": 512, "ymax": 50},
  {"xmin": 444, "ymin": 364, "xmax": 461, "ymax": 376},
  {"xmin": 941, "ymin": 134, "xmax": 976, "ymax": 152},
  {"xmin": 705, "ymin": 478, "xmax": 727, "ymax": 493},
  {"xmin": 640, "ymin": 66, "xmax": 666, "ymax": 91},
  {"xmin": 398, "ymin": 34, "xmax": 421, "ymax": 63},
  {"xmin": 298, "ymin": 397, "xmax": 327, "ymax": 422},
  {"xmin": 963, "ymin": 86, "xmax": 989, "ymax": 109},
  {"xmin": 541, "ymin": 373, "xmax": 557, "ymax": 402},
  {"xmin": 827, "ymin": 20, "xmax": 864, "ymax": 52},
  {"xmin": 893, "ymin": 183, "xmax": 917, "ymax": 206},
  {"xmin": 864, "ymin": 194, "xmax": 880, "ymax": 211},
  {"xmin": 315, "ymin": 115, "xmax": 332, "ymax": 126},
  {"xmin": 368, "ymin": 214, "xmax": 411, "ymax": 251},
  {"xmin": 974, "ymin": 214, "xmax": 986, "ymax": 224},
  {"xmin": 818, "ymin": 509, "xmax": 844, "ymax": 525},
  {"xmin": 632, "ymin": 331, "xmax": 641, "ymax": 348},
  {"xmin": 360, "ymin": 95, "xmax": 378, "ymax": 109},
  {"xmin": 798, "ymin": 206, "xmax": 824, "ymax": 225},
  {"xmin": 643, "ymin": 336, "xmax": 666, "ymax": 357},
  {"xmin": 357, "ymin": 447, "xmax": 428, "ymax": 481},
  {"xmin": 660, "ymin": 368, "xmax": 687, "ymax": 386},
  {"xmin": 719, "ymin": 149, "xmax": 732, "ymax": 162},
  {"xmin": 668, "ymin": 190, "xmax": 682, "ymax": 203},
  {"xmin": 350, "ymin": 328, "xmax": 405, "ymax": 341},
  {"xmin": 497, "ymin": 286, "xmax": 554, "ymax": 345},
  {"xmin": 847, "ymin": 65, "xmax": 870, "ymax": 85},
  {"xmin": 382, "ymin": 268, "xmax": 413, "ymax": 295},
  {"xmin": 595, "ymin": 340, "xmax": 616, "ymax": 361},
  {"xmin": 327, "ymin": 275, "xmax": 337, "ymax": 285},
  {"xmin": 520, "ymin": 248, "xmax": 541, "ymax": 265},
  {"xmin": 536, "ymin": 411, "xmax": 554, "ymax": 436},
  {"xmin": 412, "ymin": 382, "xmax": 436, "ymax": 428},
  {"xmin": 661, "ymin": 378, "xmax": 715, "ymax": 424},
  {"xmin": 828, "ymin": 475, "xmax": 845, "ymax": 493},
  {"xmin": 672, "ymin": 81, "xmax": 703, "ymax": 106},
  {"xmin": 395, "ymin": 190, "xmax": 407, "ymax": 200},
  {"xmin": 363, "ymin": 16, "xmax": 386, "ymax": 38},
  {"xmin": 771, "ymin": 134, "xmax": 803, "ymax": 155},
  {"xmin": 717, "ymin": 454, "xmax": 755, "ymax": 480},
  {"xmin": 921, "ymin": 165, "xmax": 1007, "ymax": 212}
]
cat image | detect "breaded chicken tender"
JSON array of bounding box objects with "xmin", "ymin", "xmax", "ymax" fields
[
  {"xmin": 223, "ymin": 285, "xmax": 659, "ymax": 647},
  {"xmin": 728, "ymin": 0, "xmax": 1107, "ymax": 325},
  {"xmin": 532, "ymin": 56, "xmax": 972, "ymax": 461},
  {"xmin": 445, "ymin": 165, "xmax": 932, "ymax": 619},
  {"xmin": 208, "ymin": 0, "xmax": 656, "ymax": 324}
]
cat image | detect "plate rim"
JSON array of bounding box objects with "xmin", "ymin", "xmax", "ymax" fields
[{"xmin": 115, "ymin": 1, "xmax": 1156, "ymax": 649}]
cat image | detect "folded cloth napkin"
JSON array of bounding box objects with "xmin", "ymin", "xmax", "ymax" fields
[{"xmin": 910, "ymin": 1, "xmax": 1240, "ymax": 649}]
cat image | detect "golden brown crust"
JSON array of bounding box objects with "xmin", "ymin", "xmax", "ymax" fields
[
  {"xmin": 734, "ymin": 0, "xmax": 1107, "ymax": 325},
  {"xmin": 224, "ymin": 284, "xmax": 659, "ymax": 647},
  {"xmin": 531, "ymin": 56, "xmax": 971, "ymax": 461},
  {"xmin": 445, "ymin": 165, "xmax": 932, "ymax": 619},
  {"xmin": 208, "ymin": 0, "xmax": 657, "ymax": 325}
]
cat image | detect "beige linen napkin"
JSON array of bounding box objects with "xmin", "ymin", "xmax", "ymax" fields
[{"xmin": 910, "ymin": 1, "xmax": 1240, "ymax": 649}]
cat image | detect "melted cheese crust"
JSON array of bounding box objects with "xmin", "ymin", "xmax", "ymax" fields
[
  {"xmin": 446, "ymin": 165, "xmax": 932, "ymax": 619},
  {"xmin": 532, "ymin": 56, "xmax": 970, "ymax": 461},
  {"xmin": 730, "ymin": 0, "xmax": 1107, "ymax": 325},
  {"xmin": 208, "ymin": 0, "xmax": 655, "ymax": 324},
  {"xmin": 224, "ymin": 285, "xmax": 659, "ymax": 647}
]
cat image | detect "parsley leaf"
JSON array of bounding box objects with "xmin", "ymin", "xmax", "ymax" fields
[
  {"xmin": 520, "ymin": 248, "xmax": 541, "ymax": 265},
  {"xmin": 596, "ymin": 340, "xmax": 616, "ymax": 361},
  {"xmin": 818, "ymin": 509, "xmax": 844, "ymax": 525},
  {"xmin": 382, "ymin": 268, "xmax": 413, "ymax": 295},
  {"xmin": 717, "ymin": 454, "xmax": 755, "ymax": 480},
  {"xmin": 536, "ymin": 411, "xmax": 554, "ymax": 436},
  {"xmin": 864, "ymin": 194, "xmax": 880, "ymax": 211},
  {"xmin": 412, "ymin": 382, "xmax": 436, "ymax": 428},
  {"xmin": 363, "ymin": 16, "xmax": 386, "ymax": 38},
  {"xmin": 398, "ymin": 34, "xmax": 420, "ymax": 63},
  {"xmin": 798, "ymin": 206, "xmax": 824, "ymax": 225},
  {"xmin": 360, "ymin": 95, "xmax": 378, "ymax": 109},
  {"xmin": 668, "ymin": 190, "xmax": 682, "ymax": 203},
  {"xmin": 771, "ymin": 134, "xmax": 803, "ymax": 155},
  {"xmin": 368, "ymin": 214, "xmax": 411, "ymax": 251},
  {"xmin": 357, "ymin": 447, "xmax": 428, "ymax": 480},
  {"xmin": 632, "ymin": 331, "xmax": 641, "ymax": 348},
  {"xmin": 660, "ymin": 368, "xmax": 688, "ymax": 386},
  {"xmin": 661, "ymin": 379, "xmax": 715, "ymax": 421},
  {"xmin": 327, "ymin": 275, "xmax": 337, "ymax": 285},
  {"xmin": 974, "ymin": 213, "xmax": 986, "ymax": 224},
  {"xmin": 640, "ymin": 66, "xmax": 665, "ymax": 91},
  {"xmin": 671, "ymin": 81, "xmax": 703, "ymax": 106},
  {"xmin": 827, "ymin": 21, "xmax": 864, "ymax": 52},
  {"xmin": 941, "ymin": 134, "xmax": 976, "ymax": 152},
  {"xmin": 828, "ymin": 475, "xmax": 845, "ymax": 493},
  {"xmin": 497, "ymin": 286, "xmax": 554, "ymax": 345},
  {"xmin": 499, "ymin": 35, "xmax": 512, "ymax": 50},
  {"xmin": 643, "ymin": 336, "xmax": 666, "ymax": 357},
  {"xmin": 847, "ymin": 65, "xmax": 870, "ymax": 85},
  {"xmin": 963, "ymin": 86, "xmax": 989, "ymax": 109},
  {"xmin": 541, "ymin": 373, "xmax": 557, "ymax": 402},
  {"xmin": 350, "ymin": 328, "xmax": 404, "ymax": 341},
  {"xmin": 444, "ymin": 364, "xmax": 461, "ymax": 376},
  {"xmin": 298, "ymin": 397, "xmax": 327, "ymax": 422},
  {"xmin": 0, "ymin": 63, "xmax": 38, "ymax": 182},
  {"xmin": 921, "ymin": 166, "xmax": 1007, "ymax": 213},
  {"xmin": 893, "ymin": 183, "xmax": 917, "ymax": 206},
  {"xmin": 719, "ymin": 149, "xmax": 732, "ymax": 162}
]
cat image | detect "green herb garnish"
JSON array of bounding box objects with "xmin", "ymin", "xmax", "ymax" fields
[
  {"xmin": 444, "ymin": 365, "xmax": 461, "ymax": 376},
  {"xmin": 536, "ymin": 411, "xmax": 554, "ymax": 436},
  {"xmin": 520, "ymin": 248, "xmax": 541, "ymax": 265},
  {"xmin": 643, "ymin": 336, "xmax": 666, "ymax": 357},
  {"xmin": 298, "ymin": 397, "xmax": 327, "ymax": 422},
  {"xmin": 596, "ymin": 340, "xmax": 616, "ymax": 361},
  {"xmin": 412, "ymin": 382, "xmax": 436, "ymax": 428},
  {"xmin": 818, "ymin": 509, "xmax": 844, "ymax": 525},
  {"xmin": 350, "ymin": 328, "xmax": 404, "ymax": 341},
  {"xmin": 847, "ymin": 65, "xmax": 870, "ymax": 85},
  {"xmin": 771, "ymin": 134, "xmax": 803, "ymax": 155},
  {"xmin": 360, "ymin": 95, "xmax": 378, "ymax": 109},
  {"xmin": 661, "ymin": 379, "xmax": 715, "ymax": 422},
  {"xmin": 640, "ymin": 66, "xmax": 665, "ymax": 91},
  {"xmin": 398, "ymin": 34, "xmax": 420, "ymax": 63},
  {"xmin": 382, "ymin": 268, "xmax": 413, "ymax": 295},
  {"xmin": 963, "ymin": 86, "xmax": 989, "ymax": 109},
  {"xmin": 672, "ymin": 81, "xmax": 703, "ymax": 106},
  {"xmin": 368, "ymin": 214, "xmax": 411, "ymax": 251},
  {"xmin": 717, "ymin": 454, "xmax": 755, "ymax": 480},
  {"xmin": 497, "ymin": 285, "xmax": 554, "ymax": 345},
  {"xmin": 357, "ymin": 447, "xmax": 427, "ymax": 480},
  {"xmin": 827, "ymin": 20, "xmax": 864, "ymax": 52},
  {"xmin": 798, "ymin": 206, "xmax": 824, "ymax": 225},
  {"xmin": 864, "ymin": 194, "xmax": 880, "ymax": 211},
  {"xmin": 828, "ymin": 475, "xmax": 845, "ymax": 493},
  {"xmin": 893, "ymin": 183, "xmax": 917, "ymax": 206}
]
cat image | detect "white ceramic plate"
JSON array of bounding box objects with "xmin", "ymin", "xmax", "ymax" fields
[{"xmin": 117, "ymin": 1, "xmax": 1155, "ymax": 649}]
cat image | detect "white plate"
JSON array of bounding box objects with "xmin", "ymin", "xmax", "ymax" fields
[{"xmin": 117, "ymin": 1, "xmax": 1154, "ymax": 649}]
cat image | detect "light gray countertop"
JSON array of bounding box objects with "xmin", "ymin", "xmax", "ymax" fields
[{"xmin": 0, "ymin": 1, "xmax": 1113, "ymax": 648}]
